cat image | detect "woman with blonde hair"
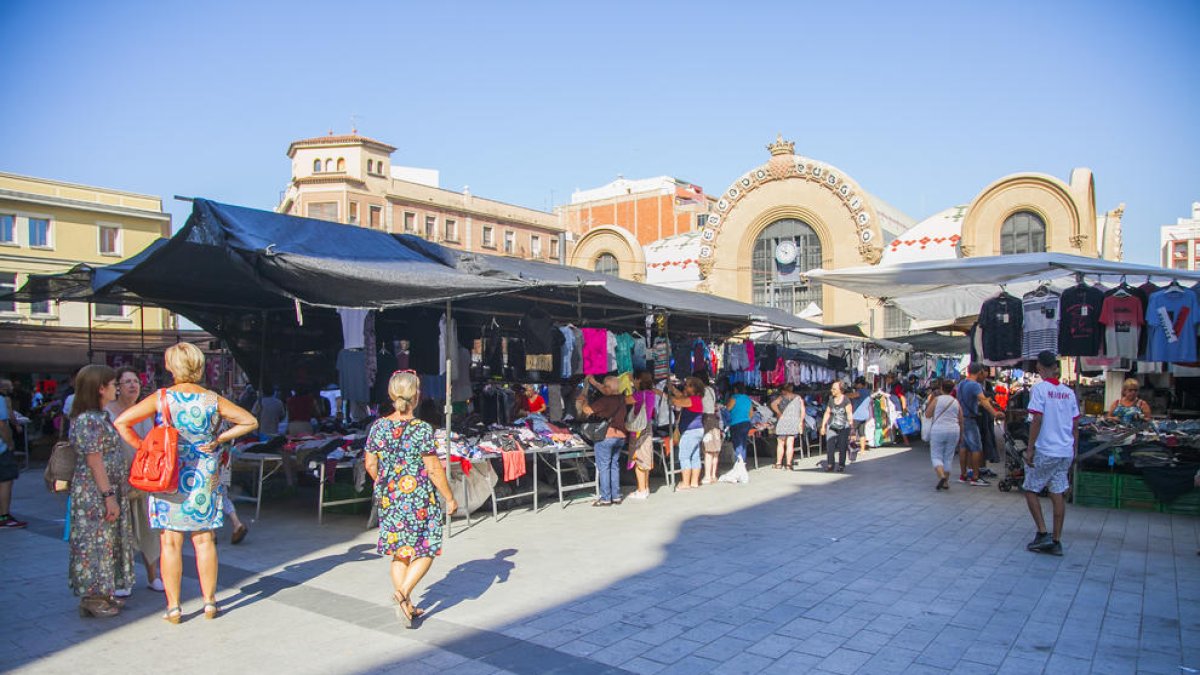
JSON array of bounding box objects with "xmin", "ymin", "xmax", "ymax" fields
[
  {"xmin": 115, "ymin": 343, "xmax": 257, "ymax": 623},
  {"xmin": 364, "ymin": 371, "xmax": 458, "ymax": 628},
  {"xmin": 67, "ymin": 364, "xmax": 136, "ymax": 618},
  {"xmin": 1106, "ymin": 378, "xmax": 1151, "ymax": 425}
]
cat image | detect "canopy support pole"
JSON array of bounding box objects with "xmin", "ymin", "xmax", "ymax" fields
[
  {"xmin": 257, "ymin": 311, "xmax": 267, "ymax": 407},
  {"xmin": 139, "ymin": 303, "xmax": 146, "ymax": 359},
  {"xmin": 444, "ymin": 299, "xmax": 454, "ymax": 535},
  {"xmin": 87, "ymin": 301, "xmax": 94, "ymax": 363}
]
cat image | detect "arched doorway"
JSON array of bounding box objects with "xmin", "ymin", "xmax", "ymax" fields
[{"xmin": 751, "ymin": 218, "xmax": 823, "ymax": 314}]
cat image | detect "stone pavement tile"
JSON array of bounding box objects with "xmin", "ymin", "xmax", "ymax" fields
[
  {"xmin": 1134, "ymin": 654, "xmax": 1183, "ymax": 675},
  {"xmin": 900, "ymin": 663, "xmax": 951, "ymax": 674},
  {"xmin": 843, "ymin": 629, "xmax": 889, "ymax": 654},
  {"xmin": 858, "ymin": 648, "xmax": 922, "ymax": 675},
  {"xmin": 556, "ymin": 638, "xmax": 603, "ymax": 658},
  {"xmin": 758, "ymin": 651, "xmax": 824, "ymax": 674},
  {"xmin": 708, "ymin": 652, "xmax": 774, "ymax": 675},
  {"xmin": 815, "ymin": 647, "xmax": 872, "ymax": 675},
  {"xmin": 679, "ymin": 619, "xmax": 737, "ymax": 643},
  {"xmin": 692, "ymin": 635, "xmax": 754, "ymax": 662},
  {"xmin": 644, "ymin": 637, "xmax": 705, "ymax": 665},
  {"xmin": 745, "ymin": 633, "xmax": 801, "ymax": 659},
  {"xmin": 820, "ymin": 615, "xmax": 868, "ymax": 638},
  {"xmin": 864, "ymin": 613, "xmax": 910, "ymax": 636},
  {"xmin": 724, "ymin": 619, "xmax": 781, "ymax": 643},
  {"xmin": 526, "ymin": 628, "xmax": 581, "ymax": 649},
  {"xmin": 793, "ymin": 632, "xmax": 846, "ymax": 658},
  {"xmin": 1043, "ymin": 653, "xmax": 1093, "ymax": 674},
  {"xmin": 958, "ymin": 643, "xmax": 1011, "ymax": 667},
  {"xmin": 630, "ymin": 620, "xmax": 686, "ymax": 646},
  {"xmin": 580, "ymin": 621, "xmax": 642, "ymax": 647},
  {"xmin": 915, "ymin": 644, "xmax": 966, "ymax": 670},
  {"xmin": 775, "ymin": 615, "xmax": 827, "ymax": 638},
  {"xmin": 802, "ymin": 601, "xmax": 849, "ymax": 622},
  {"xmin": 587, "ymin": 637, "xmax": 656, "ymax": 667},
  {"xmin": 996, "ymin": 652, "xmax": 1049, "ymax": 674},
  {"xmin": 623, "ymin": 657, "xmax": 667, "ymax": 675},
  {"xmin": 948, "ymin": 661, "xmax": 999, "ymax": 675},
  {"xmin": 654, "ymin": 654, "xmax": 722, "ymax": 675},
  {"xmin": 889, "ymin": 627, "xmax": 938, "ymax": 653}
]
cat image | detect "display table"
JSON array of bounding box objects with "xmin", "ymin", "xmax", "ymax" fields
[
  {"xmin": 535, "ymin": 444, "xmax": 596, "ymax": 508},
  {"xmin": 229, "ymin": 451, "xmax": 284, "ymax": 520},
  {"xmin": 316, "ymin": 458, "xmax": 371, "ymax": 525}
]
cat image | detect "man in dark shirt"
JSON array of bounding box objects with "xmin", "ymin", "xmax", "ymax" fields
[{"xmin": 956, "ymin": 364, "xmax": 1005, "ymax": 486}]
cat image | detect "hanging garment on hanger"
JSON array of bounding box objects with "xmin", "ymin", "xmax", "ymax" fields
[
  {"xmin": 1021, "ymin": 289, "xmax": 1062, "ymax": 359},
  {"xmin": 1058, "ymin": 284, "xmax": 1105, "ymax": 357},
  {"xmin": 558, "ymin": 327, "xmax": 576, "ymax": 379},
  {"xmin": 1144, "ymin": 287, "xmax": 1200, "ymax": 363},
  {"xmin": 364, "ymin": 311, "xmax": 377, "ymax": 389},
  {"xmin": 1099, "ymin": 292, "xmax": 1144, "ymax": 361},
  {"xmin": 581, "ymin": 328, "xmax": 610, "ymax": 375},
  {"xmin": 652, "ymin": 337, "xmax": 670, "ymax": 380},
  {"xmin": 978, "ymin": 292, "xmax": 1023, "ymax": 362},
  {"xmin": 336, "ymin": 349, "xmax": 370, "ymax": 404},
  {"xmin": 672, "ymin": 341, "xmax": 693, "ymax": 377},
  {"xmin": 631, "ymin": 336, "xmax": 647, "ymax": 371},
  {"xmin": 607, "ymin": 332, "xmax": 619, "ymax": 372},
  {"xmin": 615, "ymin": 333, "xmax": 636, "ymax": 374},
  {"xmin": 338, "ymin": 308, "xmax": 369, "ymax": 350}
]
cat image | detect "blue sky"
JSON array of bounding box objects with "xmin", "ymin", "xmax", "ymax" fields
[{"xmin": 2, "ymin": 0, "xmax": 1198, "ymax": 265}]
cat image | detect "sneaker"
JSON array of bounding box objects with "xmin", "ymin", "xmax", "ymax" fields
[
  {"xmin": 980, "ymin": 468, "xmax": 998, "ymax": 478},
  {"xmin": 1045, "ymin": 541, "xmax": 1063, "ymax": 556},
  {"xmin": 0, "ymin": 514, "xmax": 27, "ymax": 529},
  {"xmin": 935, "ymin": 477, "xmax": 948, "ymax": 491},
  {"xmin": 114, "ymin": 588, "xmax": 132, "ymax": 598},
  {"xmin": 957, "ymin": 476, "xmax": 970, "ymax": 484},
  {"xmin": 1026, "ymin": 532, "xmax": 1053, "ymax": 552},
  {"xmin": 149, "ymin": 578, "xmax": 165, "ymax": 592},
  {"xmin": 970, "ymin": 478, "xmax": 990, "ymax": 487},
  {"xmin": 626, "ymin": 490, "xmax": 649, "ymax": 500}
]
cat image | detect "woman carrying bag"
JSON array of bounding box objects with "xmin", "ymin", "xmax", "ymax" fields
[
  {"xmin": 115, "ymin": 343, "xmax": 257, "ymax": 623},
  {"xmin": 67, "ymin": 364, "xmax": 136, "ymax": 618},
  {"xmin": 924, "ymin": 379, "xmax": 963, "ymax": 491}
]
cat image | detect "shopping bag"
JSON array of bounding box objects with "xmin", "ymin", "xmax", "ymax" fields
[{"xmin": 896, "ymin": 414, "xmax": 920, "ymax": 437}]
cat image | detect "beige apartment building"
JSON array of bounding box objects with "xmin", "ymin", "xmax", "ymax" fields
[
  {"xmin": 0, "ymin": 172, "xmax": 177, "ymax": 372},
  {"xmin": 277, "ymin": 133, "xmax": 569, "ymax": 262}
]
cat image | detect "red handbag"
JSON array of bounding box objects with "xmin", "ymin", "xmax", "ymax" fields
[{"xmin": 129, "ymin": 389, "xmax": 180, "ymax": 493}]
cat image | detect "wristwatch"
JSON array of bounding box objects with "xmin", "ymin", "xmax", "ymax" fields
[{"xmin": 101, "ymin": 487, "xmax": 117, "ymax": 498}]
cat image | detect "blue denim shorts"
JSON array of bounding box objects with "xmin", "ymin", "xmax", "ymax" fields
[{"xmin": 678, "ymin": 428, "xmax": 704, "ymax": 469}]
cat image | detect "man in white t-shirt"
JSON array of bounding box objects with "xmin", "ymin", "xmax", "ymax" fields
[{"xmin": 1023, "ymin": 351, "xmax": 1079, "ymax": 556}]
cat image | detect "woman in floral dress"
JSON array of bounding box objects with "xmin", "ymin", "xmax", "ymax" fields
[
  {"xmin": 115, "ymin": 343, "xmax": 257, "ymax": 623},
  {"xmin": 68, "ymin": 364, "xmax": 136, "ymax": 618},
  {"xmin": 365, "ymin": 371, "xmax": 458, "ymax": 628}
]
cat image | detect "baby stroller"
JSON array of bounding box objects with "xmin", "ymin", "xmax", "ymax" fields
[{"xmin": 996, "ymin": 426, "xmax": 1027, "ymax": 492}]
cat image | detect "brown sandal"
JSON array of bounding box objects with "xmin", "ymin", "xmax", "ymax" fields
[{"xmin": 393, "ymin": 591, "xmax": 420, "ymax": 628}]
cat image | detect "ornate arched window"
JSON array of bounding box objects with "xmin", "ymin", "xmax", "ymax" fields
[
  {"xmin": 313, "ymin": 159, "xmax": 321, "ymax": 172},
  {"xmin": 336, "ymin": 157, "xmax": 346, "ymax": 172},
  {"xmin": 324, "ymin": 158, "xmax": 333, "ymax": 172},
  {"xmin": 1000, "ymin": 211, "xmax": 1046, "ymax": 255},
  {"xmin": 594, "ymin": 252, "xmax": 619, "ymax": 277},
  {"xmin": 751, "ymin": 218, "xmax": 823, "ymax": 314}
]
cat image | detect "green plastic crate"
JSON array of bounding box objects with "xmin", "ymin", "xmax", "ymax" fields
[
  {"xmin": 1161, "ymin": 490, "xmax": 1200, "ymax": 516},
  {"xmin": 1118, "ymin": 475, "xmax": 1162, "ymax": 513},
  {"xmin": 1073, "ymin": 470, "xmax": 1118, "ymax": 509}
]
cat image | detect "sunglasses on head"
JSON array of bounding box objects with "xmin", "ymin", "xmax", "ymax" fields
[{"xmin": 393, "ymin": 369, "xmax": 417, "ymax": 377}]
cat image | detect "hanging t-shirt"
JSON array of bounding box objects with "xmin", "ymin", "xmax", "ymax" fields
[
  {"xmin": 1057, "ymin": 285, "xmax": 1105, "ymax": 357},
  {"xmin": 1021, "ymin": 291, "xmax": 1061, "ymax": 360},
  {"xmin": 337, "ymin": 308, "xmax": 368, "ymax": 350},
  {"xmin": 1098, "ymin": 293, "xmax": 1144, "ymax": 360},
  {"xmin": 614, "ymin": 333, "xmax": 635, "ymax": 373},
  {"xmin": 581, "ymin": 328, "xmax": 610, "ymax": 375},
  {"xmin": 520, "ymin": 307, "xmax": 556, "ymax": 355},
  {"xmin": 1144, "ymin": 288, "xmax": 1200, "ymax": 363},
  {"xmin": 978, "ymin": 293, "xmax": 1023, "ymax": 362},
  {"xmin": 757, "ymin": 344, "xmax": 778, "ymax": 372},
  {"xmin": 1027, "ymin": 379, "xmax": 1079, "ymax": 458}
]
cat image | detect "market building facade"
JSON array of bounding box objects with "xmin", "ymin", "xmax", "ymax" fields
[
  {"xmin": 567, "ymin": 136, "xmax": 1126, "ymax": 336},
  {"xmin": 277, "ymin": 132, "xmax": 569, "ymax": 263},
  {"xmin": 0, "ymin": 172, "xmax": 179, "ymax": 372}
]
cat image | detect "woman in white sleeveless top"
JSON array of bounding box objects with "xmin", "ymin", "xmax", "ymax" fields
[{"xmin": 924, "ymin": 378, "xmax": 963, "ymax": 491}]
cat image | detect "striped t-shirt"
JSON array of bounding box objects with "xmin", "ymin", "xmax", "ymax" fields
[{"xmin": 1022, "ymin": 291, "xmax": 1061, "ymax": 359}]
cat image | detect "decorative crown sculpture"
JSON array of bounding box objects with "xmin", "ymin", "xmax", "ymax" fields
[{"xmin": 767, "ymin": 134, "xmax": 795, "ymax": 157}]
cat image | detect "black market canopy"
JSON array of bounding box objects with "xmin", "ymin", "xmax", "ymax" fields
[{"xmin": 8, "ymin": 198, "xmax": 848, "ymax": 382}]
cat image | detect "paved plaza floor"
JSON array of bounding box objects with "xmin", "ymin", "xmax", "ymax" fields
[{"xmin": 2, "ymin": 443, "xmax": 1198, "ymax": 675}]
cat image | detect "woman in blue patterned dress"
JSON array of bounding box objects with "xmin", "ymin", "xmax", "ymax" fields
[
  {"xmin": 364, "ymin": 371, "xmax": 457, "ymax": 628},
  {"xmin": 115, "ymin": 343, "xmax": 257, "ymax": 623}
]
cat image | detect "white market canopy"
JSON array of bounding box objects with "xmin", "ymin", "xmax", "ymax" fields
[{"xmin": 807, "ymin": 252, "xmax": 1200, "ymax": 322}]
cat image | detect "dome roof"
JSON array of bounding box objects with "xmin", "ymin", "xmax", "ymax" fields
[{"xmin": 882, "ymin": 206, "xmax": 966, "ymax": 264}]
